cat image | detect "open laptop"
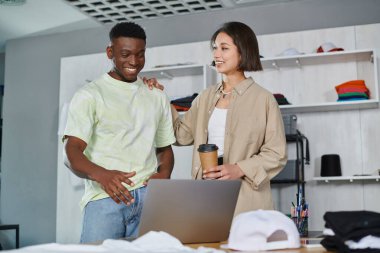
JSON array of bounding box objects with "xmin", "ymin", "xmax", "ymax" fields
[{"xmin": 138, "ymin": 179, "xmax": 241, "ymax": 244}]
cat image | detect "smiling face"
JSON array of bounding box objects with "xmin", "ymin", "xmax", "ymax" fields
[
  {"xmin": 106, "ymin": 36, "xmax": 146, "ymax": 83},
  {"xmin": 212, "ymin": 32, "xmax": 241, "ymax": 75}
]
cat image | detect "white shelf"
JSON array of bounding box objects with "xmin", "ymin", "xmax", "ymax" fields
[
  {"xmin": 261, "ymin": 49, "xmax": 374, "ymax": 69},
  {"xmin": 312, "ymin": 175, "xmax": 380, "ymax": 183},
  {"xmin": 258, "ymin": 48, "xmax": 379, "ymax": 113},
  {"xmin": 141, "ymin": 64, "xmax": 204, "ymax": 79},
  {"xmin": 279, "ymin": 99, "xmax": 379, "ymax": 113}
]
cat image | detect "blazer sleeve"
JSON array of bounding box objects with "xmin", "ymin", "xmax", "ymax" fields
[{"xmin": 236, "ymin": 97, "xmax": 287, "ymax": 190}]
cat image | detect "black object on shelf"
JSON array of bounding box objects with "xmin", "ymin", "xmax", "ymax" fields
[
  {"xmin": 0, "ymin": 224, "xmax": 19, "ymax": 249},
  {"xmin": 321, "ymin": 154, "xmax": 342, "ymax": 177}
]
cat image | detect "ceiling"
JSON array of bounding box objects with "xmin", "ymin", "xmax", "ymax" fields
[
  {"xmin": 0, "ymin": 0, "xmax": 302, "ymax": 53},
  {"xmin": 1, "ymin": 0, "xmax": 380, "ymax": 54},
  {"xmin": 0, "ymin": 0, "xmax": 100, "ymax": 52},
  {"xmin": 63, "ymin": 0, "xmax": 299, "ymax": 24}
]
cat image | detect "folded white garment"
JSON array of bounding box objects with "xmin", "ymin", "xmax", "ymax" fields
[
  {"xmin": 322, "ymin": 228, "xmax": 335, "ymax": 236},
  {"xmin": 2, "ymin": 231, "xmax": 225, "ymax": 253},
  {"xmin": 345, "ymin": 235, "xmax": 380, "ymax": 249},
  {"xmin": 2, "ymin": 243, "xmax": 105, "ymax": 252},
  {"xmin": 104, "ymin": 231, "xmax": 192, "ymax": 252}
]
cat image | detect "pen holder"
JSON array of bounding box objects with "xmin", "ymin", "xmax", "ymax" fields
[{"xmin": 292, "ymin": 216, "xmax": 308, "ymax": 237}]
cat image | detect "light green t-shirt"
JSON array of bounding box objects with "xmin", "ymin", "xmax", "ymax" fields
[{"xmin": 64, "ymin": 73, "xmax": 175, "ymax": 209}]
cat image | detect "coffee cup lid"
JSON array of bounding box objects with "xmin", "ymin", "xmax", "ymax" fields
[{"xmin": 198, "ymin": 144, "xmax": 218, "ymax": 152}]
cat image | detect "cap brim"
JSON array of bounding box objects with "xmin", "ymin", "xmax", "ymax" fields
[
  {"xmin": 328, "ymin": 48, "xmax": 344, "ymax": 52},
  {"xmin": 220, "ymin": 243, "xmax": 229, "ymax": 249}
]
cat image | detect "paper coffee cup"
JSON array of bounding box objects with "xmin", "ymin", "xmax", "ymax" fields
[{"xmin": 198, "ymin": 144, "xmax": 218, "ymax": 171}]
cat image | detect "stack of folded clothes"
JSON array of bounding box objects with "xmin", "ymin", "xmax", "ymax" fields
[
  {"xmin": 321, "ymin": 210, "xmax": 380, "ymax": 253},
  {"xmin": 335, "ymin": 80, "xmax": 370, "ymax": 102},
  {"xmin": 170, "ymin": 93, "xmax": 198, "ymax": 111},
  {"xmin": 273, "ymin": 93, "xmax": 291, "ymax": 105}
]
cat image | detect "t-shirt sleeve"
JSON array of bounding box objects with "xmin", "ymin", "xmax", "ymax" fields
[
  {"xmin": 155, "ymin": 95, "xmax": 176, "ymax": 148},
  {"xmin": 63, "ymin": 88, "xmax": 96, "ymax": 144}
]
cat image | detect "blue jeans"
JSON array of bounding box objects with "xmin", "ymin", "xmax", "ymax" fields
[{"xmin": 80, "ymin": 186, "xmax": 147, "ymax": 243}]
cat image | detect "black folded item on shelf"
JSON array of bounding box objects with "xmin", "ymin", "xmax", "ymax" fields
[
  {"xmin": 321, "ymin": 210, "xmax": 380, "ymax": 253},
  {"xmin": 171, "ymin": 93, "xmax": 198, "ymax": 109},
  {"xmin": 273, "ymin": 93, "xmax": 291, "ymax": 105}
]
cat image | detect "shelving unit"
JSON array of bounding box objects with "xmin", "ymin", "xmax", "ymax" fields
[
  {"xmin": 278, "ymin": 99, "xmax": 379, "ymax": 113},
  {"xmin": 261, "ymin": 49, "xmax": 374, "ymax": 69},
  {"xmin": 271, "ymin": 131, "xmax": 309, "ymax": 204},
  {"xmin": 312, "ymin": 175, "xmax": 380, "ymax": 183},
  {"xmin": 255, "ymin": 49, "xmax": 379, "ymax": 113}
]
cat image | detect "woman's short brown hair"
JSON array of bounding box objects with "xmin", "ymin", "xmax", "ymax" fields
[{"xmin": 211, "ymin": 21, "xmax": 262, "ymax": 72}]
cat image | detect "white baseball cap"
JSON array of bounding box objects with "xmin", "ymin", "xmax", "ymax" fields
[
  {"xmin": 222, "ymin": 210, "xmax": 301, "ymax": 251},
  {"xmin": 316, "ymin": 42, "xmax": 344, "ymax": 53},
  {"xmin": 277, "ymin": 48, "xmax": 304, "ymax": 57}
]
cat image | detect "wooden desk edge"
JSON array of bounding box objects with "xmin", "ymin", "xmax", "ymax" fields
[{"xmin": 185, "ymin": 241, "xmax": 332, "ymax": 253}]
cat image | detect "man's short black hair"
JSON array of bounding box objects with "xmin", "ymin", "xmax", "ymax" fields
[{"xmin": 109, "ymin": 22, "xmax": 146, "ymax": 42}]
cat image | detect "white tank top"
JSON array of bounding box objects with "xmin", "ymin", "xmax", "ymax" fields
[{"xmin": 208, "ymin": 107, "xmax": 227, "ymax": 157}]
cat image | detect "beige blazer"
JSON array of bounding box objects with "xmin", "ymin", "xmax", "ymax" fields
[{"xmin": 172, "ymin": 77, "xmax": 287, "ymax": 215}]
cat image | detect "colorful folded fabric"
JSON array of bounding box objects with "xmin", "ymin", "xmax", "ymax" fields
[
  {"xmin": 336, "ymin": 87, "xmax": 370, "ymax": 97},
  {"xmin": 338, "ymin": 92, "xmax": 369, "ymax": 99},
  {"xmin": 335, "ymin": 80, "xmax": 370, "ymax": 102},
  {"xmin": 337, "ymin": 97, "xmax": 368, "ymax": 102}
]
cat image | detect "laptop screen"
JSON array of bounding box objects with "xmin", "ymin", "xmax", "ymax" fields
[{"xmin": 138, "ymin": 179, "xmax": 241, "ymax": 244}]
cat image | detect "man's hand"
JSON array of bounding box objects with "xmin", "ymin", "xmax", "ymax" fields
[
  {"xmin": 202, "ymin": 164, "xmax": 245, "ymax": 180},
  {"xmin": 92, "ymin": 169, "xmax": 136, "ymax": 205},
  {"xmin": 64, "ymin": 136, "xmax": 138, "ymax": 206},
  {"xmin": 142, "ymin": 77, "xmax": 164, "ymax": 90}
]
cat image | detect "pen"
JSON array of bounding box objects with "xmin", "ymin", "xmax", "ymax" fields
[
  {"xmin": 298, "ymin": 187, "xmax": 303, "ymax": 206},
  {"xmin": 291, "ymin": 206, "xmax": 295, "ymax": 217}
]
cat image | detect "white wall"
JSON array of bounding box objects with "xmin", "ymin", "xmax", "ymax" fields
[
  {"xmin": 0, "ymin": 28, "xmax": 109, "ymax": 248},
  {"xmin": 56, "ymin": 23, "xmax": 380, "ymax": 243}
]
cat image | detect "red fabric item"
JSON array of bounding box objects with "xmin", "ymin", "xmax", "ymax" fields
[
  {"xmin": 173, "ymin": 104, "xmax": 190, "ymax": 111},
  {"xmin": 335, "ymin": 80, "xmax": 370, "ymax": 98},
  {"xmin": 335, "ymin": 80, "xmax": 366, "ymax": 91},
  {"xmin": 336, "ymin": 87, "xmax": 370, "ymax": 97},
  {"xmin": 273, "ymin": 93, "xmax": 285, "ymax": 98},
  {"xmin": 317, "ymin": 46, "xmax": 344, "ymax": 53}
]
